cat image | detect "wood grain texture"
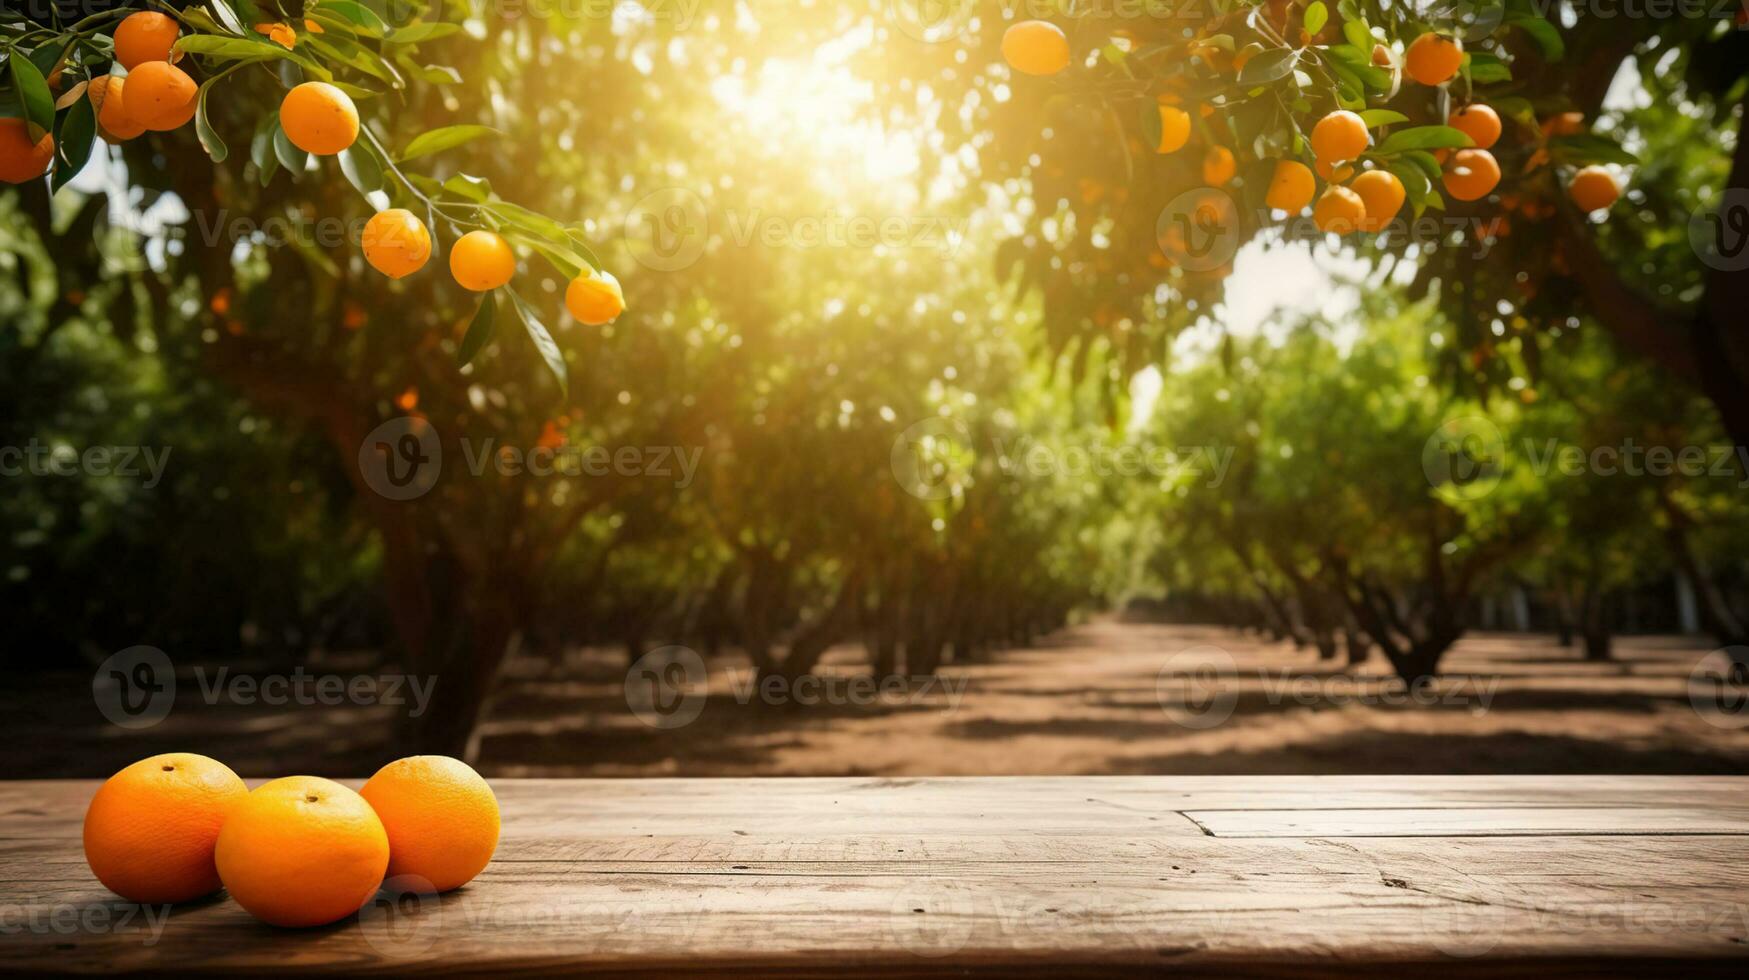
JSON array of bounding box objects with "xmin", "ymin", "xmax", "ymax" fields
[{"xmin": 1, "ymin": 776, "xmax": 1746, "ymax": 976}]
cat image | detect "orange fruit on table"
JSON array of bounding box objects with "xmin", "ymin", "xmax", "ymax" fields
[
  {"xmin": 82, "ymin": 753, "xmax": 247, "ymax": 904},
  {"xmin": 1350, "ymin": 169, "xmax": 1406, "ymax": 232},
  {"xmin": 125, "ymin": 61, "xmax": 198, "ymax": 132},
  {"xmin": 1443, "ymin": 148, "xmax": 1501, "ymax": 201},
  {"xmin": 1265, "ymin": 159, "xmax": 1315, "ymax": 213},
  {"xmin": 113, "ymin": 11, "xmax": 181, "ymax": 71},
  {"xmin": 279, "ymin": 82, "xmax": 359, "ymax": 155},
  {"xmin": 359, "ymin": 756, "xmax": 501, "ymax": 893},
  {"xmin": 450, "ymin": 230, "xmax": 516, "ymax": 291},
  {"xmin": 0, "ymin": 118, "xmax": 54, "ymax": 184},
  {"xmin": 1568, "ymin": 165, "xmax": 1621, "ymax": 213},
  {"xmin": 362, "ymin": 209, "xmax": 432, "ymax": 280},
  {"xmin": 1313, "ymin": 185, "xmax": 1366, "ymax": 234},
  {"xmin": 566, "ymin": 269, "xmax": 626, "ymax": 326},
  {"xmin": 215, "ymin": 776, "xmax": 389, "ymax": 927},
  {"xmin": 88, "ymin": 75, "xmax": 147, "ymax": 142},
  {"xmin": 1155, "ymin": 104, "xmax": 1190, "ymax": 154},
  {"xmin": 1001, "ymin": 20, "xmax": 1071, "ymax": 76},
  {"xmin": 1310, "ymin": 109, "xmax": 1369, "ymax": 165},
  {"xmin": 1202, "ymin": 145, "xmax": 1235, "ymax": 186},
  {"xmin": 1449, "ymin": 104, "xmax": 1500, "ymax": 150},
  {"xmin": 1405, "ymin": 33, "xmax": 1463, "ymax": 86}
]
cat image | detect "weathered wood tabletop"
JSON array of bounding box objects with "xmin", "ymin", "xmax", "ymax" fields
[{"xmin": 3, "ymin": 776, "xmax": 1748, "ymax": 975}]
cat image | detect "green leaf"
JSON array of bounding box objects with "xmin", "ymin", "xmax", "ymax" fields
[
  {"xmin": 457, "ymin": 291, "xmax": 496, "ymax": 367},
  {"xmin": 1403, "ymin": 150, "xmax": 1445, "ymax": 182},
  {"xmin": 338, "ymin": 146, "xmax": 384, "ymax": 194},
  {"xmin": 1375, "ymin": 125, "xmax": 1474, "ymax": 155},
  {"xmin": 272, "ymin": 120, "xmax": 309, "ymax": 177},
  {"xmin": 1467, "ymin": 53, "xmax": 1512, "ymax": 85},
  {"xmin": 510, "ymin": 232, "xmax": 588, "ymax": 280},
  {"xmin": 51, "ymin": 96, "xmax": 96, "ymax": 193},
  {"xmin": 1303, "ymin": 2, "xmax": 1328, "ymax": 36},
  {"xmin": 1238, "ymin": 47, "xmax": 1299, "ymax": 87},
  {"xmin": 442, "ymin": 173, "xmax": 492, "ymax": 202},
  {"xmin": 1359, "ymin": 109, "xmax": 1409, "ymax": 128},
  {"xmin": 251, "ymin": 115, "xmax": 281, "ymax": 186},
  {"xmin": 1507, "ymin": 15, "xmax": 1563, "ymax": 62},
  {"xmin": 195, "ymin": 78, "xmax": 228, "ymax": 163},
  {"xmin": 175, "ymin": 35, "xmax": 292, "ymax": 62},
  {"xmin": 506, "ymin": 289, "xmax": 568, "ymax": 395},
  {"xmin": 312, "ymin": 1, "xmax": 390, "ymax": 35},
  {"xmin": 1549, "ymin": 134, "xmax": 1639, "ymax": 167},
  {"xmin": 407, "ymin": 63, "xmax": 463, "ymax": 85},
  {"xmin": 386, "ymin": 22, "xmax": 462, "ymax": 45},
  {"xmin": 9, "ymin": 50, "xmax": 55, "ymax": 142},
  {"xmin": 401, "ymin": 124, "xmax": 500, "ymax": 161},
  {"xmin": 1341, "ymin": 19, "xmax": 1372, "ymax": 53}
]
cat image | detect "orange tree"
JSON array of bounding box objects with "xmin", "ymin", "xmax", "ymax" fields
[{"xmin": 882, "ymin": 1, "xmax": 1746, "ymax": 439}]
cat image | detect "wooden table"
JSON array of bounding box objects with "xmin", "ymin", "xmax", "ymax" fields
[{"xmin": 4, "ymin": 776, "xmax": 1748, "ymax": 975}]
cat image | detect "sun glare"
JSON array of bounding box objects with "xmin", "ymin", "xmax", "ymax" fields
[{"xmin": 708, "ymin": 31, "xmax": 919, "ymax": 202}]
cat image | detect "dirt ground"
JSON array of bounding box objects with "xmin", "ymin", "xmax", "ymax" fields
[
  {"xmin": 480, "ymin": 619, "xmax": 1749, "ymax": 777},
  {"xmin": 8, "ymin": 620, "xmax": 1746, "ymax": 778}
]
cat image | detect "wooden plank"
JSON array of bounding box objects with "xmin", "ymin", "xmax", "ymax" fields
[
  {"xmin": 1187, "ymin": 806, "xmax": 1749, "ymax": 837},
  {"xmin": 0, "ymin": 777, "xmax": 1745, "ymax": 976}
]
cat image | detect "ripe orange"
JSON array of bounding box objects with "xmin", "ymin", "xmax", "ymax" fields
[
  {"xmin": 113, "ymin": 11, "xmax": 180, "ymax": 71},
  {"xmin": 1315, "ymin": 157, "xmax": 1355, "ymax": 182},
  {"xmin": 359, "ymin": 756, "xmax": 501, "ymax": 893},
  {"xmin": 279, "ymin": 82, "xmax": 358, "ymax": 155},
  {"xmin": 0, "ymin": 118, "xmax": 54, "ymax": 184},
  {"xmin": 1568, "ymin": 165, "xmax": 1620, "ymax": 213},
  {"xmin": 88, "ymin": 75, "xmax": 146, "ymax": 142},
  {"xmin": 1405, "ymin": 33, "xmax": 1463, "ymax": 86},
  {"xmin": 1313, "ymin": 185, "xmax": 1366, "ymax": 234},
  {"xmin": 125, "ymin": 61, "xmax": 198, "ymax": 132},
  {"xmin": 1265, "ymin": 159, "xmax": 1315, "ymax": 213},
  {"xmin": 1443, "ymin": 148, "xmax": 1501, "ymax": 201},
  {"xmin": 1001, "ymin": 20, "xmax": 1071, "ymax": 77},
  {"xmin": 1350, "ymin": 169, "xmax": 1406, "ymax": 232},
  {"xmin": 1310, "ymin": 109, "xmax": 1369, "ymax": 164},
  {"xmin": 1202, "ymin": 145, "xmax": 1235, "ymax": 186},
  {"xmin": 566, "ymin": 269, "xmax": 626, "ymax": 326},
  {"xmin": 1155, "ymin": 104, "xmax": 1190, "ymax": 154},
  {"xmin": 82, "ymin": 753, "xmax": 247, "ymax": 904},
  {"xmin": 1450, "ymin": 104, "xmax": 1500, "ymax": 150},
  {"xmin": 362, "ymin": 209, "xmax": 432, "ymax": 279},
  {"xmin": 450, "ymin": 231, "xmax": 516, "ymax": 291},
  {"xmin": 215, "ymin": 776, "xmax": 389, "ymax": 927},
  {"xmin": 1542, "ymin": 111, "xmax": 1585, "ymax": 138}
]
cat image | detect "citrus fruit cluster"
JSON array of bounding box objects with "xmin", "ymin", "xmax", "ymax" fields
[
  {"xmin": 997, "ymin": 15, "xmax": 1625, "ymax": 249},
  {"xmin": 83, "ymin": 752, "xmax": 500, "ymax": 928},
  {"xmin": 1, "ymin": 6, "xmax": 620, "ymax": 387}
]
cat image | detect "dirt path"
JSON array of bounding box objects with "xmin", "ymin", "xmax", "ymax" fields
[{"xmin": 478, "ymin": 620, "xmax": 1749, "ymax": 777}]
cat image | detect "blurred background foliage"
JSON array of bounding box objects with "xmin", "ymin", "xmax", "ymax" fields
[{"xmin": 3, "ymin": 1, "xmax": 1748, "ymax": 759}]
